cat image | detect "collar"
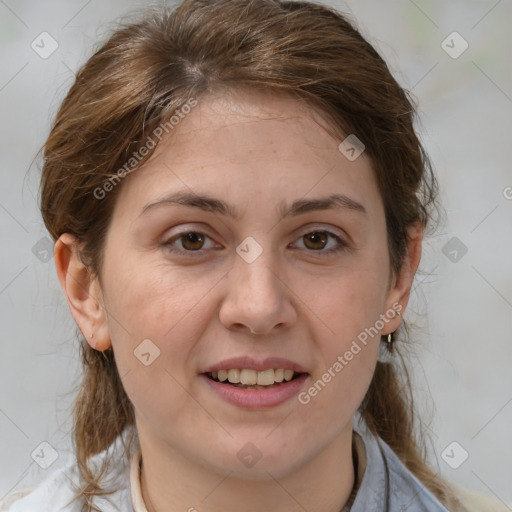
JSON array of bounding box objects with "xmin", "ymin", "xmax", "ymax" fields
[
  {"xmin": 349, "ymin": 429, "xmax": 450, "ymax": 512},
  {"xmin": 128, "ymin": 429, "xmax": 448, "ymax": 512},
  {"xmin": 130, "ymin": 445, "xmax": 148, "ymax": 512}
]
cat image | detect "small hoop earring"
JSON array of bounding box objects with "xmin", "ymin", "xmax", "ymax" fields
[{"xmin": 387, "ymin": 333, "xmax": 392, "ymax": 344}]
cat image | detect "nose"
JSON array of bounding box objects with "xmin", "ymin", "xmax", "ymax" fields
[{"xmin": 218, "ymin": 249, "xmax": 297, "ymax": 336}]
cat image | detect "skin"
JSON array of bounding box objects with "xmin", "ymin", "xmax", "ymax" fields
[{"xmin": 55, "ymin": 88, "xmax": 422, "ymax": 512}]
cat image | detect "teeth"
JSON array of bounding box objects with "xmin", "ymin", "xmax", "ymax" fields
[
  {"xmin": 240, "ymin": 369, "xmax": 257, "ymax": 385},
  {"xmin": 257, "ymin": 369, "xmax": 275, "ymax": 386},
  {"xmin": 274, "ymin": 368, "xmax": 284, "ymax": 382},
  {"xmin": 210, "ymin": 368, "xmax": 298, "ymax": 385},
  {"xmin": 227, "ymin": 369, "xmax": 240, "ymax": 383}
]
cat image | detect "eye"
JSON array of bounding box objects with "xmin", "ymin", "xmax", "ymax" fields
[
  {"xmin": 162, "ymin": 228, "xmax": 348, "ymax": 258},
  {"xmin": 291, "ymin": 230, "xmax": 347, "ymax": 255},
  {"xmin": 163, "ymin": 231, "xmax": 218, "ymax": 256}
]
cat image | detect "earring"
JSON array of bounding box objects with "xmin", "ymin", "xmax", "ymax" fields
[
  {"xmin": 379, "ymin": 333, "xmax": 394, "ymax": 363},
  {"xmin": 389, "ymin": 309, "xmax": 402, "ymax": 342}
]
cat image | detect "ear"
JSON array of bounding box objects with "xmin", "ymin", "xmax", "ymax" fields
[
  {"xmin": 382, "ymin": 221, "xmax": 423, "ymax": 335},
  {"xmin": 54, "ymin": 233, "xmax": 111, "ymax": 351}
]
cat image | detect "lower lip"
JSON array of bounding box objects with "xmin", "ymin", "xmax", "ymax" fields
[{"xmin": 201, "ymin": 373, "xmax": 309, "ymax": 409}]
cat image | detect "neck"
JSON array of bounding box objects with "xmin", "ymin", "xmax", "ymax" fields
[{"xmin": 138, "ymin": 427, "xmax": 356, "ymax": 512}]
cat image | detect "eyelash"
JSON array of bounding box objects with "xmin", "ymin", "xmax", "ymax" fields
[{"xmin": 162, "ymin": 229, "xmax": 348, "ymax": 258}]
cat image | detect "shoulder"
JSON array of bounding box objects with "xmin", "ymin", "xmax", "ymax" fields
[
  {"xmin": 0, "ymin": 463, "xmax": 82, "ymax": 512},
  {"xmin": 356, "ymin": 429, "xmax": 510, "ymax": 512},
  {"xmin": 378, "ymin": 437, "xmax": 509, "ymax": 512},
  {"xmin": 451, "ymin": 484, "xmax": 511, "ymax": 512},
  {"xmin": 0, "ymin": 490, "xmax": 33, "ymax": 511},
  {"xmin": 352, "ymin": 429, "xmax": 450, "ymax": 511},
  {"xmin": 0, "ymin": 432, "xmax": 135, "ymax": 512},
  {"xmin": 376, "ymin": 436, "xmax": 451, "ymax": 511}
]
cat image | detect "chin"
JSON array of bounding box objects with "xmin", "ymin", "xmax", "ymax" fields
[{"xmin": 200, "ymin": 439, "xmax": 311, "ymax": 480}]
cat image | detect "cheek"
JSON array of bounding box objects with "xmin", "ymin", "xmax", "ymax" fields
[
  {"xmin": 299, "ymin": 346, "xmax": 378, "ymax": 440},
  {"xmin": 102, "ymin": 265, "xmax": 218, "ymax": 425},
  {"xmin": 303, "ymin": 261, "xmax": 387, "ymax": 408},
  {"xmin": 299, "ymin": 277, "xmax": 383, "ymax": 421},
  {"xmin": 102, "ymin": 261, "xmax": 217, "ymax": 379},
  {"xmin": 317, "ymin": 265, "xmax": 389, "ymax": 346}
]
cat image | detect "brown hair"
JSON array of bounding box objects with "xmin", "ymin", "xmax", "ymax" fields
[{"xmin": 40, "ymin": 0, "xmax": 464, "ymax": 510}]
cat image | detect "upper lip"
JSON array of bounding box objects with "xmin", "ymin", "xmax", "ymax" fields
[{"xmin": 202, "ymin": 356, "xmax": 308, "ymax": 374}]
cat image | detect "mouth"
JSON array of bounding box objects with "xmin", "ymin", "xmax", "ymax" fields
[
  {"xmin": 205, "ymin": 368, "xmax": 305, "ymax": 390},
  {"xmin": 201, "ymin": 357, "xmax": 309, "ymax": 408}
]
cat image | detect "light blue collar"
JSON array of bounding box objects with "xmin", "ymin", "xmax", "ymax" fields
[{"xmin": 351, "ymin": 428, "xmax": 450, "ymax": 511}]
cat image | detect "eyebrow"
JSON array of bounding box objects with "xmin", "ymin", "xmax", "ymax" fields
[{"xmin": 139, "ymin": 191, "xmax": 367, "ymax": 220}]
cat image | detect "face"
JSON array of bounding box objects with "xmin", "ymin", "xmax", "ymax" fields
[{"xmin": 65, "ymin": 88, "xmax": 414, "ymax": 479}]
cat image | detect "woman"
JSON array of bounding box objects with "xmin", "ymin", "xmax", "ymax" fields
[{"xmin": 1, "ymin": 0, "xmax": 507, "ymax": 510}]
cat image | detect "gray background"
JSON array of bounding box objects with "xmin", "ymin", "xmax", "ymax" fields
[{"xmin": 1, "ymin": 0, "xmax": 511, "ymax": 506}]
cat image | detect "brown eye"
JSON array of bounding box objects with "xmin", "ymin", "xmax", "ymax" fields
[
  {"xmin": 180, "ymin": 232, "xmax": 205, "ymax": 251},
  {"xmin": 163, "ymin": 231, "xmax": 217, "ymax": 256},
  {"xmin": 292, "ymin": 230, "xmax": 347, "ymax": 255},
  {"xmin": 302, "ymin": 231, "xmax": 329, "ymax": 250}
]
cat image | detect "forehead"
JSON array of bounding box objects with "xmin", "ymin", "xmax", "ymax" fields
[
  {"xmin": 114, "ymin": 88, "xmax": 384, "ymax": 223},
  {"xmin": 156, "ymin": 89, "xmax": 346, "ymax": 166}
]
